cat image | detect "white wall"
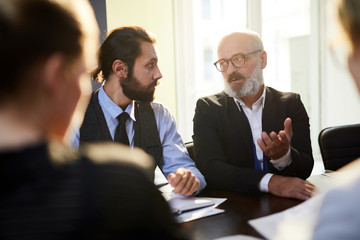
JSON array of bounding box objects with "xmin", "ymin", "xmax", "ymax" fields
[{"xmin": 320, "ymin": 0, "xmax": 360, "ymax": 130}]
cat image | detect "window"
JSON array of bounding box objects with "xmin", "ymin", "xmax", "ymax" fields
[{"xmin": 174, "ymin": 0, "xmax": 247, "ymax": 142}]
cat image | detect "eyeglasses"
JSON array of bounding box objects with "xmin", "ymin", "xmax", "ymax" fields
[{"xmin": 214, "ymin": 50, "xmax": 262, "ymax": 72}]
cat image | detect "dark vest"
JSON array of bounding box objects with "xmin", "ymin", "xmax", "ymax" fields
[{"xmin": 79, "ymin": 91, "xmax": 163, "ymax": 173}]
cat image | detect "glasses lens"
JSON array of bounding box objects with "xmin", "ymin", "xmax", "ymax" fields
[
  {"xmin": 231, "ymin": 54, "xmax": 245, "ymax": 67},
  {"xmin": 215, "ymin": 60, "xmax": 228, "ymax": 72}
]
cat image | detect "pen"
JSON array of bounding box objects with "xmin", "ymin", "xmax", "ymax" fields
[
  {"xmin": 321, "ymin": 173, "xmax": 332, "ymax": 178},
  {"xmin": 156, "ymin": 182, "xmax": 169, "ymax": 188},
  {"xmin": 173, "ymin": 203, "xmax": 215, "ymax": 216}
]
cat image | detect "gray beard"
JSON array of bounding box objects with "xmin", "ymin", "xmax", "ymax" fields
[{"xmin": 224, "ymin": 63, "xmax": 264, "ymax": 99}]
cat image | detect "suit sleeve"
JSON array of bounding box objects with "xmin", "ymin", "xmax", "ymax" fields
[
  {"xmin": 281, "ymin": 94, "xmax": 314, "ymax": 179},
  {"xmin": 193, "ymin": 98, "xmax": 266, "ymax": 193},
  {"xmin": 152, "ymin": 102, "xmax": 207, "ymax": 194}
]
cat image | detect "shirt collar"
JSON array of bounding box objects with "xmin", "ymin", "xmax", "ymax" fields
[
  {"xmin": 234, "ymin": 86, "xmax": 266, "ymax": 111},
  {"xmin": 98, "ymin": 85, "xmax": 136, "ymax": 121}
]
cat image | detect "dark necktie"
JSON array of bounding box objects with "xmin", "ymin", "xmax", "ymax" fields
[{"xmin": 114, "ymin": 112, "xmax": 129, "ymax": 145}]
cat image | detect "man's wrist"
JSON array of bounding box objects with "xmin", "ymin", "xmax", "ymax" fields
[{"xmin": 270, "ymin": 148, "xmax": 291, "ymax": 170}]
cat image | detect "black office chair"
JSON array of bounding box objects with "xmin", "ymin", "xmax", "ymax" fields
[
  {"xmin": 185, "ymin": 141, "xmax": 194, "ymax": 160},
  {"xmin": 318, "ymin": 124, "xmax": 360, "ymax": 171}
]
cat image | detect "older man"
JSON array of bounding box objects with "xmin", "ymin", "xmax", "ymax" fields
[{"xmin": 193, "ymin": 30, "xmax": 315, "ymax": 200}]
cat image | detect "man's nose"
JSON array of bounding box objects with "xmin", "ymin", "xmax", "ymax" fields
[
  {"xmin": 154, "ymin": 66, "xmax": 162, "ymax": 80},
  {"xmin": 225, "ymin": 62, "xmax": 237, "ymax": 75}
]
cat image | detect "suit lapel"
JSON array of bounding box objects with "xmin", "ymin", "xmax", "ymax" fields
[
  {"xmin": 262, "ymin": 87, "xmax": 278, "ymax": 134},
  {"xmin": 227, "ymin": 95, "xmax": 254, "ymax": 165}
]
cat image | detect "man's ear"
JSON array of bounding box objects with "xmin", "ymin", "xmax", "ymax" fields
[
  {"xmin": 112, "ymin": 59, "xmax": 128, "ymax": 78},
  {"xmin": 260, "ymin": 50, "xmax": 267, "ymax": 69},
  {"xmin": 41, "ymin": 53, "xmax": 65, "ymax": 93}
]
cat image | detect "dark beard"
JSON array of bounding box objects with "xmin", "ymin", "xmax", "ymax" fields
[{"xmin": 121, "ymin": 75, "xmax": 157, "ymax": 102}]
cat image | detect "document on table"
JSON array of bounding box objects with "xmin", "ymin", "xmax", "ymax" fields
[
  {"xmin": 248, "ymin": 194, "xmax": 325, "ymax": 240},
  {"xmin": 168, "ymin": 197, "xmax": 215, "ymax": 215},
  {"xmin": 157, "ymin": 181, "xmax": 226, "ymax": 222},
  {"xmin": 171, "ymin": 197, "xmax": 226, "ymax": 223},
  {"xmin": 214, "ymin": 235, "xmax": 263, "ymax": 240},
  {"xmin": 248, "ymin": 171, "xmax": 344, "ymax": 240},
  {"xmin": 306, "ymin": 171, "xmax": 340, "ymax": 193},
  {"xmin": 155, "ymin": 167, "xmax": 226, "ymax": 223}
]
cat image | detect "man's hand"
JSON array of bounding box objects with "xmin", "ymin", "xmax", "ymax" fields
[
  {"xmin": 257, "ymin": 118, "xmax": 293, "ymax": 160},
  {"xmin": 268, "ymin": 175, "xmax": 316, "ymax": 200},
  {"xmin": 167, "ymin": 168, "xmax": 199, "ymax": 196}
]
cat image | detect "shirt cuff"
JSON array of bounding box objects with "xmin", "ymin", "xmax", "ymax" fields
[
  {"xmin": 270, "ymin": 148, "xmax": 292, "ymax": 170},
  {"xmin": 259, "ymin": 173, "xmax": 273, "ymax": 192}
]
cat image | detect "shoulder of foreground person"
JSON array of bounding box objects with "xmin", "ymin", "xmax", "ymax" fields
[{"xmin": 49, "ymin": 142, "xmax": 191, "ymax": 239}]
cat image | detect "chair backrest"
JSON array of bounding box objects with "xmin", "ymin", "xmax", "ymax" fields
[
  {"xmin": 185, "ymin": 141, "xmax": 194, "ymax": 160},
  {"xmin": 318, "ymin": 124, "xmax": 360, "ymax": 171}
]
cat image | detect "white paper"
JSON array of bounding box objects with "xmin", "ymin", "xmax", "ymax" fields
[
  {"xmin": 168, "ymin": 197, "xmax": 215, "ymax": 214},
  {"xmin": 170, "ymin": 196, "xmax": 227, "ymax": 223},
  {"xmin": 175, "ymin": 205, "xmax": 225, "ymax": 223},
  {"xmin": 248, "ymin": 192, "xmax": 325, "ymax": 240},
  {"xmin": 214, "ymin": 234, "xmax": 263, "ymax": 240},
  {"xmin": 174, "ymin": 197, "xmax": 227, "ymax": 223},
  {"xmin": 155, "ymin": 168, "xmax": 226, "ymax": 223},
  {"xmin": 306, "ymin": 172, "xmax": 339, "ymax": 193}
]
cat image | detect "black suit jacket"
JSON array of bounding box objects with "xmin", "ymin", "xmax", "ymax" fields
[{"xmin": 193, "ymin": 87, "xmax": 314, "ymax": 193}]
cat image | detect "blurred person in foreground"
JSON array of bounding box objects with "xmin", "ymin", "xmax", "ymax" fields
[
  {"xmin": 311, "ymin": 0, "xmax": 360, "ymax": 239},
  {"xmin": 0, "ymin": 0, "xmax": 187, "ymax": 239},
  {"xmin": 74, "ymin": 26, "xmax": 206, "ymax": 196},
  {"xmin": 193, "ymin": 30, "xmax": 315, "ymax": 200}
]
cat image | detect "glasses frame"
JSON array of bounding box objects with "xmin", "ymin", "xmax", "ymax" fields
[{"xmin": 214, "ymin": 49, "xmax": 262, "ymax": 72}]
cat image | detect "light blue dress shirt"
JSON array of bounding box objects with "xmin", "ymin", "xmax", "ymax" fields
[{"xmin": 74, "ymin": 86, "xmax": 206, "ymax": 193}]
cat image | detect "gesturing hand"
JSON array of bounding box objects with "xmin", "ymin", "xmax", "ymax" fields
[
  {"xmin": 167, "ymin": 168, "xmax": 199, "ymax": 196},
  {"xmin": 257, "ymin": 118, "xmax": 293, "ymax": 160}
]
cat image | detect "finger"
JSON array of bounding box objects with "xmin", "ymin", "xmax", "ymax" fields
[
  {"xmin": 295, "ymin": 191, "xmax": 311, "ymax": 201},
  {"xmin": 287, "ymin": 185, "xmax": 312, "ymax": 200},
  {"xmin": 305, "ymin": 181, "xmax": 315, "ymax": 188},
  {"xmin": 189, "ymin": 179, "xmax": 200, "ymax": 195},
  {"xmin": 278, "ymin": 131, "xmax": 289, "ymax": 142},
  {"xmin": 173, "ymin": 177, "xmax": 189, "ymax": 194},
  {"xmin": 284, "ymin": 118, "xmax": 293, "ymax": 138},
  {"xmin": 269, "ymin": 132, "xmax": 282, "ymax": 148},
  {"xmin": 269, "ymin": 131, "xmax": 279, "ymax": 141},
  {"xmin": 261, "ymin": 132, "xmax": 273, "ymax": 147},
  {"xmin": 257, "ymin": 138, "xmax": 267, "ymax": 151},
  {"xmin": 172, "ymin": 169, "xmax": 190, "ymax": 194},
  {"xmin": 278, "ymin": 131, "xmax": 289, "ymax": 143},
  {"xmin": 168, "ymin": 171, "xmax": 183, "ymax": 188},
  {"xmin": 183, "ymin": 179, "xmax": 199, "ymax": 196},
  {"xmin": 305, "ymin": 182, "xmax": 317, "ymax": 195},
  {"xmin": 295, "ymin": 181, "xmax": 316, "ymax": 200},
  {"xmin": 179, "ymin": 175, "xmax": 197, "ymax": 196},
  {"xmin": 167, "ymin": 173, "xmax": 176, "ymax": 182}
]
